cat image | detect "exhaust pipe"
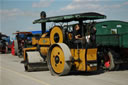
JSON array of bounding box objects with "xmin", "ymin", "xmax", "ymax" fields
[{"xmin": 40, "ymin": 11, "xmax": 46, "ymax": 34}]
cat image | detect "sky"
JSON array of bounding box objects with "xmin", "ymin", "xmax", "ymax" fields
[{"xmin": 0, "ymin": 0, "xmax": 128, "ymax": 39}]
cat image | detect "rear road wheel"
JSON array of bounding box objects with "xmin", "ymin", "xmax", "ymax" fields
[{"xmin": 47, "ymin": 43, "xmax": 72, "ymax": 76}]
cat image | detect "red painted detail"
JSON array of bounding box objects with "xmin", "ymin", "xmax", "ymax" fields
[
  {"xmin": 11, "ymin": 41, "xmax": 15, "ymax": 55},
  {"xmin": 105, "ymin": 60, "xmax": 110, "ymax": 68},
  {"xmin": 104, "ymin": 55, "xmax": 110, "ymax": 68}
]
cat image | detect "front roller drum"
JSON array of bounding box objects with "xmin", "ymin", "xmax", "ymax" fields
[
  {"xmin": 47, "ymin": 43, "xmax": 72, "ymax": 76},
  {"xmin": 24, "ymin": 64, "xmax": 33, "ymax": 72},
  {"xmin": 24, "ymin": 63, "xmax": 48, "ymax": 72},
  {"xmin": 24, "ymin": 51, "xmax": 48, "ymax": 72}
]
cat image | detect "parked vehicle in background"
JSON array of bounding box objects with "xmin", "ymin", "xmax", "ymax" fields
[
  {"xmin": 11, "ymin": 32, "xmax": 32, "ymax": 57},
  {"xmin": 0, "ymin": 32, "xmax": 11, "ymax": 53},
  {"xmin": 11, "ymin": 31, "xmax": 42, "ymax": 57},
  {"xmin": 96, "ymin": 20, "xmax": 128, "ymax": 70}
]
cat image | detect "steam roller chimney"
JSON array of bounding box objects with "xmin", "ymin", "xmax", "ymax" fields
[{"xmin": 40, "ymin": 11, "xmax": 46, "ymax": 34}]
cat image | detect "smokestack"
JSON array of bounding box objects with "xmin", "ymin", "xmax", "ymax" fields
[{"xmin": 40, "ymin": 11, "xmax": 46, "ymax": 34}]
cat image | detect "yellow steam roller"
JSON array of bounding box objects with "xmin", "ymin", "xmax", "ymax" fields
[{"xmin": 23, "ymin": 11, "xmax": 106, "ymax": 76}]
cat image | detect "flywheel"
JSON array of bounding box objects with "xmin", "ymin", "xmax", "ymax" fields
[
  {"xmin": 47, "ymin": 43, "xmax": 72, "ymax": 76},
  {"xmin": 50, "ymin": 26, "xmax": 63, "ymax": 44}
]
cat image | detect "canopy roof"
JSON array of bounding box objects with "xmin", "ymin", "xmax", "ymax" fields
[{"xmin": 33, "ymin": 12, "xmax": 106, "ymax": 24}]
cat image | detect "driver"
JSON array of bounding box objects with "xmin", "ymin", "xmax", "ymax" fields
[
  {"xmin": 73, "ymin": 24, "xmax": 83, "ymax": 48},
  {"xmin": 74, "ymin": 24, "xmax": 82, "ymax": 40}
]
